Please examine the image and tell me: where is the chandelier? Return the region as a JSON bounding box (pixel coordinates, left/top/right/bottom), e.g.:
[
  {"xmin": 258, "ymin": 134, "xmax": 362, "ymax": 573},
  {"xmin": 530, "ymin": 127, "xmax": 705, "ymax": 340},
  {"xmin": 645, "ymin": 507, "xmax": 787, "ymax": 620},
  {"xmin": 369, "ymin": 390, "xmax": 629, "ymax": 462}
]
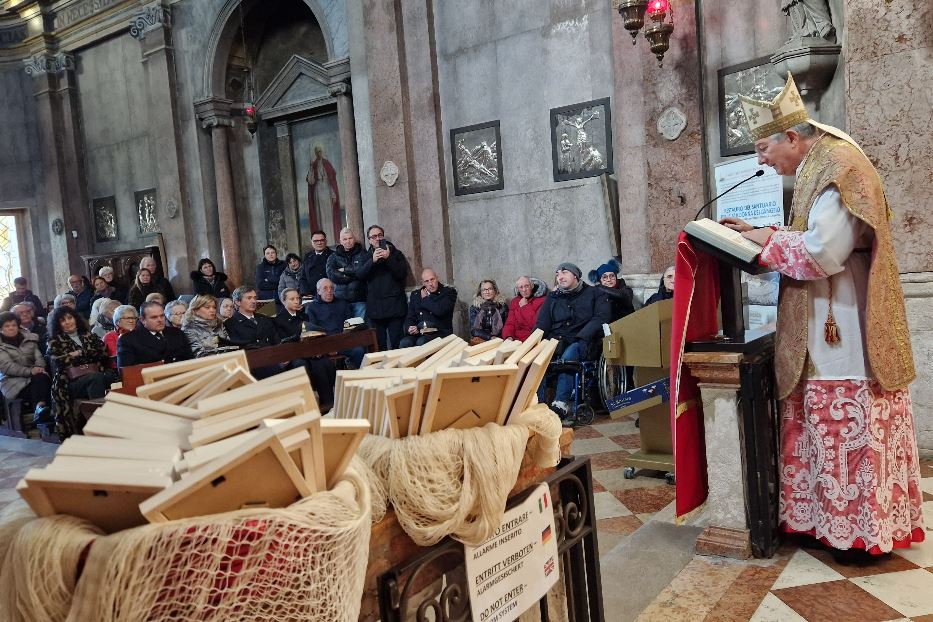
[{"xmin": 617, "ymin": 0, "xmax": 675, "ymax": 67}]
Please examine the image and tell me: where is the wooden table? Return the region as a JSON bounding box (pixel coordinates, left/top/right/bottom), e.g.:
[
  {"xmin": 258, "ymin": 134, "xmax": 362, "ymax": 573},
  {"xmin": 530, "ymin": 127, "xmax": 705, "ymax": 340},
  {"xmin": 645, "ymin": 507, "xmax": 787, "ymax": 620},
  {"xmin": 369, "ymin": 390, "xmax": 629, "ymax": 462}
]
[{"xmin": 244, "ymin": 328, "xmax": 379, "ymax": 369}]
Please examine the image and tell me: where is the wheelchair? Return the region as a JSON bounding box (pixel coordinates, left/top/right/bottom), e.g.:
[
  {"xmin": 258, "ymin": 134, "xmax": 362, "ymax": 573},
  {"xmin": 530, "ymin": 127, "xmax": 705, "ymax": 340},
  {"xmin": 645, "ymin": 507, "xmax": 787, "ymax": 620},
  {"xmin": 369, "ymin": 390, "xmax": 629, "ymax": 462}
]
[{"xmin": 543, "ymin": 356, "xmax": 629, "ymax": 427}]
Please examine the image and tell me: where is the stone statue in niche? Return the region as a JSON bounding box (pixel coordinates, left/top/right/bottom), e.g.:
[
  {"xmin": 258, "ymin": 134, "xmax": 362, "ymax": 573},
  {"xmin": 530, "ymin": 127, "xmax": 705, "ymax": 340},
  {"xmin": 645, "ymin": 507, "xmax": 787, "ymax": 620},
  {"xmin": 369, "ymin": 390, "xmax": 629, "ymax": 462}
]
[
  {"xmin": 306, "ymin": 144, "xmax": 341, "ymax": 240},
  {"xmin": 781, "ymin": 0, "xmax": 835, "ymax": 42}
]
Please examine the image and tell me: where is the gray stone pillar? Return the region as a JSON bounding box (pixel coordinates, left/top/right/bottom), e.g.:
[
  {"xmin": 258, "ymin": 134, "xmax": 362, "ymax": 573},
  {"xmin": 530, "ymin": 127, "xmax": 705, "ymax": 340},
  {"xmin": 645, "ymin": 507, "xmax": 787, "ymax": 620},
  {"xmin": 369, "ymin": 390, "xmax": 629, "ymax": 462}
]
[
  {"xmin": 24, "ymin": 50, "xmax": 90, "ymax": 290},
  {"xmin": 329, "ymin": 82, "xmax": 364, "ymax": 239},
  {"xmin": 195, "ymin": 98, "xmax": 243, "ymax": 287},
  {"xmin": 130, "ymin": 1, "xmax": 190, "ymax": 286},
  {"xmin": 275, "ymin": 121, "xmax": 301, "ymax": 254}
]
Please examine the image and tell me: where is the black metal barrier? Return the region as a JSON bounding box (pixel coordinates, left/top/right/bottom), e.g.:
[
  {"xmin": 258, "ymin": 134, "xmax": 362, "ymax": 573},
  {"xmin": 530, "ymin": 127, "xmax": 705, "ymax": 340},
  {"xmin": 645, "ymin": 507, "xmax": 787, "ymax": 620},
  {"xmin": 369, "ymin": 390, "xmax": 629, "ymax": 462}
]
[{"xmin": 377, "ymin": 456, "xmax": 605, "ymax": 622}]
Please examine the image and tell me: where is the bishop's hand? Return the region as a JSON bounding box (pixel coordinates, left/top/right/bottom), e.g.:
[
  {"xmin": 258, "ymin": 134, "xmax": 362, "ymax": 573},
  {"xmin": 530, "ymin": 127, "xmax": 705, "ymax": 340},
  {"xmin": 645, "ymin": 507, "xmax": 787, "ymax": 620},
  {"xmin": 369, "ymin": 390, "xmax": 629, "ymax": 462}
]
[{"xmin": 719, "ymin": 217, "xmax": 753, "ymax": 232}]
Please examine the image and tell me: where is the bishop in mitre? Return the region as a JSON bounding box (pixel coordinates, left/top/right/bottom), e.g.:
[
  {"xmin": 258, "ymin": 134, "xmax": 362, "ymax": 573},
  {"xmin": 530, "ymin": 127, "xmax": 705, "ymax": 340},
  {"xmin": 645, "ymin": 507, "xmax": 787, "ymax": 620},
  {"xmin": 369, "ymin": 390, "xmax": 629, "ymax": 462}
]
[{"xmin": 721, "ymin": 73, "xmax": 924, "ymax": 554}]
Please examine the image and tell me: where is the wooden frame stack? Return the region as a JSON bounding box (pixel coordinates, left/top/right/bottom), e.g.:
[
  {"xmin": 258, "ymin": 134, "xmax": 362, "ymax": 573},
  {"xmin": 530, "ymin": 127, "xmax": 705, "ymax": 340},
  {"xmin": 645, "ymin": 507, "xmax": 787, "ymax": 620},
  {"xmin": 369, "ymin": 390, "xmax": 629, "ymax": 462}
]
[
  {"xmin": 330, "ymin": 331, "xmax": 558, "ymax": 438},
  {"xmin": 16, "ymin": 354, "xmax": 365, "ymax": 533}
]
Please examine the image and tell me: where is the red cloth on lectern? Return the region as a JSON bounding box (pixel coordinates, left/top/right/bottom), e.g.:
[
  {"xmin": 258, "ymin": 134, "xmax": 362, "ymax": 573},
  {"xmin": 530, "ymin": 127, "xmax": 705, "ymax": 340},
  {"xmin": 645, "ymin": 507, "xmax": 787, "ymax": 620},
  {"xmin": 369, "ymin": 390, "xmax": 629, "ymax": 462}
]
[{"xmin": 670, "ymin": 232, "xmax": 720, "ymax": 522}]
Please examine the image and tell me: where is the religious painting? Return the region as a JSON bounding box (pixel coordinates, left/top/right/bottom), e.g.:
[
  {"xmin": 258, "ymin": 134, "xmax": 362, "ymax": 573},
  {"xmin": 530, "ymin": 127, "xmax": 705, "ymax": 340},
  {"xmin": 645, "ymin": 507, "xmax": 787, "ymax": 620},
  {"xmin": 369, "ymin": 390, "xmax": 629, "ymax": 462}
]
[
  {"xmin": 718, "ymin": 57, "xmax": 785, "ymax": 157},
  {"xmin": 550, "ymin": 98, "xmax": 613, "ymax": 182},
  {"xmin": 134, "ymin": 188, "xmax": 159, "ymax": 236},
  {"xmin": 92, "ymin": 196, "xmax": 118, "ymax": 243},
  {"xmin": 450, "ymin": 120, "xmax": 504, "ymax": 196},
  {"xmin": 291, "ymin": 113, "xmax": 344, "ymax": 249}
]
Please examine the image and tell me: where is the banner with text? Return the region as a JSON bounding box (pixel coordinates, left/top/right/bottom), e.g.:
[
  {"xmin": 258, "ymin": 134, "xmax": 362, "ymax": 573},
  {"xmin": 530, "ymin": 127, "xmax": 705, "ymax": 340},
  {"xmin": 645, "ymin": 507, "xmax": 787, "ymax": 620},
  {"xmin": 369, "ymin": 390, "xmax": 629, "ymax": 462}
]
[{"xmin": 465, "ymin": 484, "xmax": 559, "ymax": 622}]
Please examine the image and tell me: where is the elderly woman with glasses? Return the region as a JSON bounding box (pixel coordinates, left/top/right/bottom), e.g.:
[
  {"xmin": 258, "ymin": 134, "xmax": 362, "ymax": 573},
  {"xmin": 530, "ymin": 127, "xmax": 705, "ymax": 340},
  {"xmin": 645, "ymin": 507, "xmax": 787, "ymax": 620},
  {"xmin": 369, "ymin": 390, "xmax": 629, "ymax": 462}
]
[
  {"xmin": 103, "ymin": 304, "xmax": 139, "ymax": 363},
  {"xmin": 164, "ymin": 300, "xmax": 188, "ymax": 329},
  {"xmin": 468, "ymin": 279, "xmax": 509, "ymax": 345}
]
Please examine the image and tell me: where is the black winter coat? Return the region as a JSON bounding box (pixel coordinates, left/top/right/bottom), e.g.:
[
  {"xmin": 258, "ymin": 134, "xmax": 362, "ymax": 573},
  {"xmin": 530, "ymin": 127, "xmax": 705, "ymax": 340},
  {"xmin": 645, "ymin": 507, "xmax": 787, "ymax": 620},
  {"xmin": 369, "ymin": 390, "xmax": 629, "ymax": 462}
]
[
  {"xmin": 403, "ymin": 284, "xmax": 457, "ymax": 336},
  {"xmin": 301, "ymin": 248, "xmax": 334, "ymax": 296},
  {"xmin": 255, "ymin": 259, "xmax": 286, "ymax": 301},
  {"xmin": 191, "ymin": 271, "xmax": 232, "ymax": 298},
  {"xmin": 597, "ymin": 283, "xmax": 635, "ymax": 323},
  {"xmin": 535, "ymin": 283, "xmax": 610, "ymax": 355},
  {"xmin": 224, "ymin": 311, "xmax": 279, "ymax": 348},
  {"xmin": 117, "ymin": 325, "xmax": 193, "ymax": 367},
  {"xmin": 326, "ymin": 243, "xmax": 368, "ymax": 303},
  {"xmin": 274, "ymin": 309, "xmax": 310, "ymax": 341},
  {"xmin": 355, "ymin": 242, "xmax": 410, "ymax": 320}
]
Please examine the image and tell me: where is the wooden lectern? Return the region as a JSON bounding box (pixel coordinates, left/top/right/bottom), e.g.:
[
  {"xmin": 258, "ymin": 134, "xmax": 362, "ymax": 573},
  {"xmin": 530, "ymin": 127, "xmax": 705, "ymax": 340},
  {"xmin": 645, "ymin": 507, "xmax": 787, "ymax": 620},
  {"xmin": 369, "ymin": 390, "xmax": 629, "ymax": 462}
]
[{"xmin": 601, "ymin": 299, "xmax": 674, "ymax": 482}]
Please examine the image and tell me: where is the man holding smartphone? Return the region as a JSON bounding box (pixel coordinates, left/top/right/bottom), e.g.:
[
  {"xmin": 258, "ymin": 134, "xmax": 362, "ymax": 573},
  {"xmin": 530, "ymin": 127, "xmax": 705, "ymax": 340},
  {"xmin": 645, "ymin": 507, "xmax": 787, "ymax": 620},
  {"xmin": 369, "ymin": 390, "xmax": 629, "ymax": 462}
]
[{"xmin": 356, "ymin": 225, "xmax": 410, "ymax": 350}]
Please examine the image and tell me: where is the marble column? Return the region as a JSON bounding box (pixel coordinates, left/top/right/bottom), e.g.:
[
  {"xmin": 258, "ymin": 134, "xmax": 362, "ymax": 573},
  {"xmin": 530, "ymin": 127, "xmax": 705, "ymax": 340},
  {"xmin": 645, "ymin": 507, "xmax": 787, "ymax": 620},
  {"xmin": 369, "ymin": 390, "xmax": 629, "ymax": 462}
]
[
  {"xmin": 275, "ymin": 121, "xmax": 301, "ymax": 254},
  {"xmin": 330, "ymin": 82, "xmax": 364, "ymax": 239},
  {"xmin": 24, "ymin": 50, "xmax": 91, "ymax": 290},
  {"xmin": 195, "ymin": 97, "xmax": 243, "ymax": 287},
  {"xmin": 682, "ymin": 351, "xmax": 754, "ymax": 559},
  {"xmin": 131, "ymin": 2, "xmax": 190, "ymax": 286}
]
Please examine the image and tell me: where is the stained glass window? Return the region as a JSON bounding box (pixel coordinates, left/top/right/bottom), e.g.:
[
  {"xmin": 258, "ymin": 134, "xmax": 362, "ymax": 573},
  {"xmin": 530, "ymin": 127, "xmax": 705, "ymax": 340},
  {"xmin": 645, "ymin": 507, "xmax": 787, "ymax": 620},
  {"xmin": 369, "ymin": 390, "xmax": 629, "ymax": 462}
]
[{"xmin": 0, "ymin": 214, "xmax": 24, "ymax": 300}]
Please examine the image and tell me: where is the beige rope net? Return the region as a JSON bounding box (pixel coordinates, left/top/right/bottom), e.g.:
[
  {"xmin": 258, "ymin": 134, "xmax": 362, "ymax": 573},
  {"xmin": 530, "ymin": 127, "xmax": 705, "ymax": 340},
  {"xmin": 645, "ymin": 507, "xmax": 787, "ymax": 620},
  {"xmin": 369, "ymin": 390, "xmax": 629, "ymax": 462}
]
[
  {"xmin": 0, "ymin": 465, "xmax": 372, "ymax": 622},
  {"xmin": 358, "ymin": 404, "xmax": 563, "ymax": 547}
]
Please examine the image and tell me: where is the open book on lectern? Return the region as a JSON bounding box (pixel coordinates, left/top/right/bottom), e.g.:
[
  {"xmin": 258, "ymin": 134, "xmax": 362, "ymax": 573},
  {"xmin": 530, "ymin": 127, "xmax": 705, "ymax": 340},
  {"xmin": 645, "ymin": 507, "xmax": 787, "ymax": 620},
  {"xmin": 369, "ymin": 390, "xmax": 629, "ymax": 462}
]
[{"xmin": 684, "ymin": 218, "xmax": 766, "ymax": 274}]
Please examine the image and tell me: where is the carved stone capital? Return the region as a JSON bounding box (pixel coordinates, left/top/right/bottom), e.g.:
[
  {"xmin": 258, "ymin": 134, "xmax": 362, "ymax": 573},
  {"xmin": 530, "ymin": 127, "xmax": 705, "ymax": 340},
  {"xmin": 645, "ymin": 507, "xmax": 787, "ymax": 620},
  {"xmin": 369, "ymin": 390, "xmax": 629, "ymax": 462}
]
[
  {"xmin": 682, "ymin": 352, "xmax": 743, "ymax": 387},
  {"xmin": 194, "ymin": 97, "xmax": 235, "ymax": 129},
  {"xmin": 23, "ymin": 51, "xmax": 74, "ymax": 77},
  {"xmin": 129, "ymin": 4, "xmax": 172, "ymax": 40},
  {"xmin": 328, "ymin": 81, "xmax": 350, "ymax": 98}
]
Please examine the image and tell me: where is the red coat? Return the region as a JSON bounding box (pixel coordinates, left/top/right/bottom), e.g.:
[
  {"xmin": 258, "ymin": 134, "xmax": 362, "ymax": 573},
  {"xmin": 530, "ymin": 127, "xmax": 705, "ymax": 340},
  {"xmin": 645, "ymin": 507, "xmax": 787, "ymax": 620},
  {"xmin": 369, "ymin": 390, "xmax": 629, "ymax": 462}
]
[{"xmin": 501, "ymin": 295, "xmax": 545, "ymax": 341}]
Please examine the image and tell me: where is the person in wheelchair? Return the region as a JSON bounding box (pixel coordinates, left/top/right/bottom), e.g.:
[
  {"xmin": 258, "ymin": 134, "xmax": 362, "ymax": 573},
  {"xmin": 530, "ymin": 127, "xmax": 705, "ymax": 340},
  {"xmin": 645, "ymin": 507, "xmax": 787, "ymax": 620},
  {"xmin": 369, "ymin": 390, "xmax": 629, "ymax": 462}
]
[{"xmin": 535, "ymin": 263, "xmax": 610, "ymax": 425}]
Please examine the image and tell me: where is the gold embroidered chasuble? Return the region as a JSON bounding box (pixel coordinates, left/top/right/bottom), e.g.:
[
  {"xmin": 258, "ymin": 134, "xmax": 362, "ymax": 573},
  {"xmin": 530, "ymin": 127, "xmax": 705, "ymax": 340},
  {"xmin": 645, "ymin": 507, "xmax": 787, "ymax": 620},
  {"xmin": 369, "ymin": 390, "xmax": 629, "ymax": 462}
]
[{"xmin": 774, "ymin": 136, "xmax": 915, "ymax": 399}]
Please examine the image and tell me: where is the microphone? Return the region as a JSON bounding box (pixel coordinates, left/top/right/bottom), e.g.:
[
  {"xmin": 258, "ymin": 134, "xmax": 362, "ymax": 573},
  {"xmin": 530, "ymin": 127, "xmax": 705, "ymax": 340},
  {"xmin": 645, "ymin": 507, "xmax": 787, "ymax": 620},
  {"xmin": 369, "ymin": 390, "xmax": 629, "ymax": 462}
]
[{"xmin": 693, "ymin": 169, "xmax": 765, "ymax": 221}]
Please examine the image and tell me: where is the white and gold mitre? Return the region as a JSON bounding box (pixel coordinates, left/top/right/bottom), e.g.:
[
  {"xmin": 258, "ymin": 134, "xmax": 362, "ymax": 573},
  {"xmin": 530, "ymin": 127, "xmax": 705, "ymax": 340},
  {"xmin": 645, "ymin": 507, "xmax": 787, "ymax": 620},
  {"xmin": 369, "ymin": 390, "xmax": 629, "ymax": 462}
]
[
  {"xmin": 738, "ymin": 73, "xmax": 809, "ymax": 141},
  {"xmin": 739, "ymin": 72, "xmax": 864, "ymax": 153}
]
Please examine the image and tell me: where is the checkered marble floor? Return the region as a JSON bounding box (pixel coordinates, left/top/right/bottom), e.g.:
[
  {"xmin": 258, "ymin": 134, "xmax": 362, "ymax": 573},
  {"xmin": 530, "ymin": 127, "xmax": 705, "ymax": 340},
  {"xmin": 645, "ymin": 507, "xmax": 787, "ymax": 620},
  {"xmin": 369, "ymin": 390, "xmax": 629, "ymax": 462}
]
[{"xmin": 576, "ymin": 417, "xmax": 933, "ymax": 622}]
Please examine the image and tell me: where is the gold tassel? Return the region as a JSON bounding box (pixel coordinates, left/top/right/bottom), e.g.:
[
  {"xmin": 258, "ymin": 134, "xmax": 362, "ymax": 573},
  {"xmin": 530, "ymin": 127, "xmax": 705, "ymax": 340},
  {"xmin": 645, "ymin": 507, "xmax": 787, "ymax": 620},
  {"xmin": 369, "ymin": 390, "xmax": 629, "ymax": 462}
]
[{"xmin": 824, "ymin": 276, "xmax": 840, "ymax": 344}]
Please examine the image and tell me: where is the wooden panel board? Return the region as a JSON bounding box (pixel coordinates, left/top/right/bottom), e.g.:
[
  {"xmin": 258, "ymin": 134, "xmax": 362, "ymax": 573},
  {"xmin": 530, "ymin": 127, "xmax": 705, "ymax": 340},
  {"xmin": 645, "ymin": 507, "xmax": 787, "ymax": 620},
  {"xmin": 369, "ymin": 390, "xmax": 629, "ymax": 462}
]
[
  {"xmin": 504, "ymin": 329, "xmax": 544, "ymax": 365},
  {"xmin": 493, "ymin": 340, "xmax": 521, "ymax": 364},
  {"xmin": 188, "ymin": 396, "xmax": 308, "ymax": 447},
  {"xmin": 415, "ymin": 338, "xmax": 468, "ymax": 372},
  {"xmin": 181, "ymin": 365, "xmax": 255, "ymax": 407},
  {"xmin": 319, "ymin": 419, "xmax": 369, "ymax": 489},
  {"xmin": 506, "ymin": 338, "xmax": 559, "ymax": 423},
  {"xmin": 195, "ymin": 375, "xmax": 317, "ymax": 418},
  {"xmin": 103, "ymin": 392, "xmax": 200, "ymax": 420},
  {"xmin": 160, "ymin": 367, "xmax": 229, "ymax": 406},
  {"xmin": 140, "ymin": 430, "xmax": 310, "ymax": 523},
  {"xmin": 136, "ymin": 366, "xmax": 216, "ymax": 401},
  {"xmin": 395, "ymin": 334, "xmax": 458, "ymax": 368},
  {"xmin": 58, "ymin": 436, "xmax": 182, "ymax": 463},
  {"xmin": 140, "ymin": 350, "xmax": 248, "ymax": 384},
  {"xmin": 46, "ymin": 456, "xmax": 175, "ymax": 479},
  {"xmin": 260, "ymin": 412, "xmax": 326, "ymax": 491},
  {"xmin": 22, "ymin": 468, "xmax": 171, "ymax": 533},
  {"xmin": 407, "ymin": 372, "xmax": 435, "ymax": 436},
  {"xmin": 384, "ymin": 383, "xmax": 415, "ymax": 439},
  {"xmin": 419, "ymin": 364, "xmax": 520, "ymax": 433}
]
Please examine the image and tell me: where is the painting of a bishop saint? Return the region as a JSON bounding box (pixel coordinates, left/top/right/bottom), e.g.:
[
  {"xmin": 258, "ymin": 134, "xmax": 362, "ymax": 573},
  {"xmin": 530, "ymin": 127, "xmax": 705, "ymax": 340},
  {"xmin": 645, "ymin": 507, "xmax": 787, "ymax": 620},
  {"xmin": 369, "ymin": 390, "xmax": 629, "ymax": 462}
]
[{"xmin": 306, "ymin": 144, "xmax": 342, "ymax": 240}]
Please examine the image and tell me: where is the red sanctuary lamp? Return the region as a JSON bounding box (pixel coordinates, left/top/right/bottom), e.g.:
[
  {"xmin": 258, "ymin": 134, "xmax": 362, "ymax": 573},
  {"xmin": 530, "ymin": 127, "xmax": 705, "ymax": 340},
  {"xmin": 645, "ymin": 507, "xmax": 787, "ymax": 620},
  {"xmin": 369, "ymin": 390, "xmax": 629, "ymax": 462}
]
[
  {"xmin": 644, "ymin": 0, "xmax": 674, "ymax": 67},
  {"xmin": 244, "ymin": 104, "xmax": 258, "ymax": 135}
]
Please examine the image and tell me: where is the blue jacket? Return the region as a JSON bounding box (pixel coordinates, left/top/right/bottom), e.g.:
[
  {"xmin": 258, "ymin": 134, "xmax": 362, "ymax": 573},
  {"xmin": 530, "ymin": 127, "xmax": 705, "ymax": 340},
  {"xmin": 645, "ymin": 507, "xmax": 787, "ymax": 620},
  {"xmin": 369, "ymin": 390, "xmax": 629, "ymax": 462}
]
[
  {"xmin": 305, "ymin": 297, "xmax": 352, "ymax": 335},
  {"xmin": 255, "ymin": 259, "xmax": 286, "ymax": 301}
]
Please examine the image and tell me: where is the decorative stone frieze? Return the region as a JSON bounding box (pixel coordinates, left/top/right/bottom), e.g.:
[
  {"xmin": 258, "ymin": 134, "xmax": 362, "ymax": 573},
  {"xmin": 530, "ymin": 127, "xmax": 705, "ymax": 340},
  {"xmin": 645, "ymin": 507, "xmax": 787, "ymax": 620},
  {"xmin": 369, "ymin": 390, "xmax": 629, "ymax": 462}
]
[
  {"xmin": 328, "ymin": 82, "xmax": 350, "ymax": 98},
  {"xmin": 23, "ymin": 51, "xmax": 75, "ymax": 77},
  {"xmin": 129, "ymin": 4, "xmax": 171, "ymax": 40}
]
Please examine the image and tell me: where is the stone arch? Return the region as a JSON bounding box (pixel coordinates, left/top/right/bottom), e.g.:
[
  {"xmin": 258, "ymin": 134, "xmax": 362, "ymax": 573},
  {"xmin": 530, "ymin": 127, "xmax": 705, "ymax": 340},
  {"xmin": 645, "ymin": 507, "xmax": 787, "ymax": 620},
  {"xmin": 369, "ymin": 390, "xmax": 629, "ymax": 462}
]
[{"xmin": 202, "ymin": 0, "xmax": 334, "ymax": 99}]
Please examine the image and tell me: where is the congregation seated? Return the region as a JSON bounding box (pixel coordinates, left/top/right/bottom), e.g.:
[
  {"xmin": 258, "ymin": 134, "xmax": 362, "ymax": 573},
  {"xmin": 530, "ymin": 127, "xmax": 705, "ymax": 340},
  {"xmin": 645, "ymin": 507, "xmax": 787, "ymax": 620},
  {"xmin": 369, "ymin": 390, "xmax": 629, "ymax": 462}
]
[
  {"xmin": 217, "ymin": 297, "xmax": 236, "ymax": 321},
  {"xmin": 90, "ymin": 275, "xmax": 113, "ymax": 305},
  {"xmin": 0, "ymin": 311, "xmax": 51, "ymax": 427},
  {"xmin": 117, "ymin": 301, "xmax": 193, "ymax": 368},
  {"xmin": 644, "ymin": 266, "xmax": 674, "ymax": 306},
  {"xmin": 468, "ymin": 279, "xmax": 508, "ymax": 345},
  {"xmin": 278, "ymin": 253, "xmax": 308, "ymax": 299},
  {"xmin": 399, "ymin": 269, "xmax": 457, "ymax": 348},
  {"xmin": 53, "ymin": 293, "xmax": 76, "ymax": 311},
  {"xmin": 501, "ymin": 276, "xmax": 547, "ymax": 342},
  {"xmin": 256, "ymin": 245, "xmax": 286, "ymax": 304},
  {"xmin": 97, "ymin": 266, "xmax": 127, "ymax": 303},
  {"xmin": 12, "ymin": 303, "xmax": 47, "ymax": 354},
  {"xmin": 139, "ymin": 256, "xmax": 177, "ymax": 302},
  {"xmin": 1, "ymin": 277, "xmax": 46, "ymax": 317},
  {"xmin": 303, "ymin": 279, "xmax": 365, "ymax": 368},
  {"xmin": 589, "ymin": 259, "xmax": 635, "ymax": 323},
  {"xmin": 128, "ymin": 268, "xmax": 165, "ymax": 309},
  {"xmin": 104, "ymin": 305, "xmax": 138, "ymax": 363},
  {"xmin": 46, "ymin": 306, "xmax": 117, "ymax": 438},
  {"xmin": 326, "ymin": 227, "xmax": 368, "ymax": 320},
  {"xmin": 89, "ymin": 298, "xmax": 119, "ymax": 339},
  {"xmin": 224, "ymin": 286, "xmax": 279, "ymax": 349},
  {"xmin": 301, "ymin": 230, "xmax": 333, "ymax": 297},
  {"xmin": 275, "ymin": 287, "xmax": 337, "ymax": 408},
  {"xmin": 67, "ymin": 274, "xmax": 93, "ymax": 319},
  {"xmin": 191, "ymin": 258, "xmax": 231, "ymax": 298},
  {"xmin": 535, "ymin": 262, "xmax": 610, "ymax": 423},
  {"xmin": 164, "ymin": 299, "xmax": 188, "ymax": 329},
  {"xmin": 181, "ymin": 295, "xmax": 230, "ymax": 357}
]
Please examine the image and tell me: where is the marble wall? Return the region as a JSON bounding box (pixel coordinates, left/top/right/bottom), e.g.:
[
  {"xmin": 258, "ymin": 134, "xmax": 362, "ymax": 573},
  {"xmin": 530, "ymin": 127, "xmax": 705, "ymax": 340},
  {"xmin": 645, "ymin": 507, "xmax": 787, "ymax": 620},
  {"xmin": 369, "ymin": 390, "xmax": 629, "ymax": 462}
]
[{"xmin": 435, "ymin": 0, "xmax": 618, "ymax": 293}]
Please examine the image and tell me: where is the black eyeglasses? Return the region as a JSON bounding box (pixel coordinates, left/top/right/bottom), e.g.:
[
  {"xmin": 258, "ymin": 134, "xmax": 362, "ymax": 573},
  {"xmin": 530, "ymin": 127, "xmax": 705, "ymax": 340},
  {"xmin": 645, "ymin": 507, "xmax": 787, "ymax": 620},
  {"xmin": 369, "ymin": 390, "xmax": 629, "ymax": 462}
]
[
  {"xmin": 311, "ymin": 238, "xmax": 327, "ymax": 243},
  {"xmin": 368, "ymin": 233, "xmax": 385, "ymax": 240}
]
